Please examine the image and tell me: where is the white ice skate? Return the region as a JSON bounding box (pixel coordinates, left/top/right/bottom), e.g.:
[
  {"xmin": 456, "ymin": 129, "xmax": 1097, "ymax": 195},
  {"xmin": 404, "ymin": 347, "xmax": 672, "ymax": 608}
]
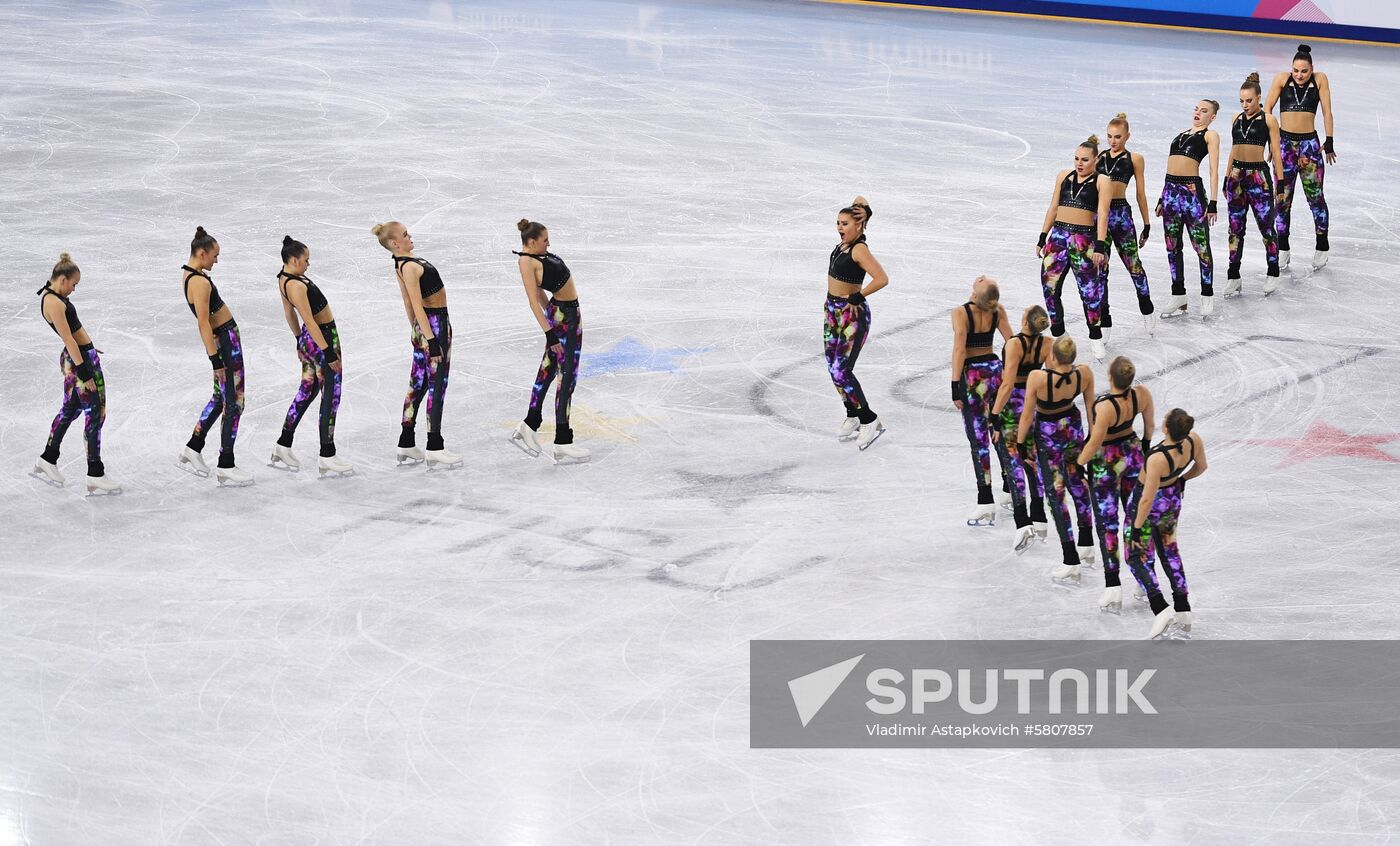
[
  {"xmin": 1143, "ymin": 312, "xmax": 1158, "ymax": 337},
  {"xmin": 1220, "ymin": 276, "xmax": 1242, "ymax": 298},
  {"xmin": 510, "ymin": 422, "xmax": 542, "ymax": 457},
  {"xmin": 179, "ymin": 446, "xmax": 211, "ymax": 478},
  {"xmin": 1132, "ymin": 580, "xmax": 1148, "ymax": 603},
  {"xmin": 1312, "ymin": 250, "xmax": 1328, "ymax": 270},
  {"xmin": 995, "ymin": 487, "xmax": 1013, "ymax": 511},
  {"xmin": 1148, "ymin": 607, "xmax": 1176, "ymax": 639},
  {"xmin": 1102, "ymin": 326, "xmax": 1113, "ymax": 343},
  {"xmin": 856, "ymin": 419, "xmax": 886, "ymax": 451},
  {"xmin": 85, "ymin": 474, "xmax": 123, "ymax": 496},
  {"xmin": 1012, "ymin": 525, "xmax": 1036, "ymax": 554},
  {"xmin": 837, "ymin": 416, "xmax": 860, "ymax": 442},
  {"xmin": 1090, "ymin": 338, "xmax": 1107, "ymax": 361},
  {"xmin": 1278, "ymin": 249, "xmax": 1291, "ymax": 271},
  {"xmin": 1051, "ymin": 563, "xmax": 1082, "ymax": 586},
  {"xmin": 552, "ymin": 443, "xmax": 591, "ymax": 465},
  {"xmin": 966, "ymin": 502, "xmax": 996, "ymax": 527},
  {"xmin": 216, "ymin": 465, "xmax": 254, "ymax": 487},
  {"xmin": 1032, "ymin": 520, "xmax": 1049, "ymax": 539},
  {"xmin": 318, "ymin": 455, "xmax": 354, "ymax": 477},
  {"xmin": 1077, "ymin": 545, "xmax": 1096, "ymax": 569},
  {"xmin": 31, "ymin": 458, "xmax": 65, "ymax": 487},
  {"xmin": 1099, "ymin": 586, "xmax": 1122, "ymax": 614},
  {"xmin": 396, "ymin": 446, "xmax": 425, "ymax": 465},
  {"xmin": 1167, "ymin": 611, "xmax": 1193, "ymax": 640},
  {"xmin": 1262, "ymin": 272, "xmax": 1280, "ymax": 295},
  {"xmin": 269, "ymin": 445, "xmax": 301, "ymax": 472},
  {"xmin": 1200, "ymin": 294, "xmax": 1215, "ymax": 317},
  {"xmin": 1160, "ymin": 295, "xmax": 1188, "ymax": 319},
  {"xmin": 425, "ymin": 448, "xmax": 463, "ymax": 470}
]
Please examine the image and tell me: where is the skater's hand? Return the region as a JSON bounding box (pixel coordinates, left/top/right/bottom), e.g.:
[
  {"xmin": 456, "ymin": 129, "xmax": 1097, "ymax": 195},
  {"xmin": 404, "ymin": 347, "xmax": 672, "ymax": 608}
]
[
  {"xmin": 82, "ymin": 379, "xmax": 97, "ymax": 393},
  {"xmin": 1091, "ymin": 250, "xmax": 1107, "ymax": 268},
  {"xmin": 1154, "ymin": 200, "xmax": 1163, "ymax": 218},
  {"xmin": 1138, "ymin": 224, "xmax": 1151, "ymax": 248},
  {"xmin": 1206, "ymin": 199, "xmax": 1218, "ymax": 227},
  {"xmin": 990, "ymin": 428, "xmax": 1001, "ymax": 444},
  {"xmin": 426, "ymin": 337, "xmax": 443, "ymax": 360},
  {"xmin": 329, "ymin": 360, "xmax": 343, "ymax": 373},
  {"xmin": 549, "ymin": 341, "xmax": 564, "ymax": 356}
]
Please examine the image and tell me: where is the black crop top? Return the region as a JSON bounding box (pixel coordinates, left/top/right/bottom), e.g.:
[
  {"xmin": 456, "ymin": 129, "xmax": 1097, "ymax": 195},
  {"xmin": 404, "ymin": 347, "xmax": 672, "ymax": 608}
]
[
  {"xmin": 278, "ymin": 271, "xmax": 330, "ymax": 318},
  {"xmin": 1280, "ymin": 78, "xmax": 1320, "ymax": 114},
  {"xmin": 1151, "ymin": 437, "xmax": 1196, "ymax": 486},
  {"xmin": 1036, "ymin": 368, "xmax": 1081, "ymax": 418},
  {"xmin": 394, "ymin": 256, "xmax": 444, "ymax": 299},
  {"xmin": 183, "ymin": 265, "xmax": 225, "ymax": 317},
  {"xmin": 1058, "ymin": 173, "xmax": 1099, "ymax": 212},
  {"xmin": 1095, "ymin": 387, "xmax": 1140, "ymax": 443},
  {"xmin": 514, "ymin": 251, "xmax": 572, "ymax": 294},
  {"xmin": 828, "ymin": 235, "xmax": 867, "ymax": 284},
  {"xmin": 37, "ymin": 284, "xmax": 83, "ymax": 336},
  {"xmin": 1096, "ymin": 150, "xmax": 1134, "ymax": 185},
  {"xmin": 1169, "ymin": 129, "xmax": 1209, "ymax": 162},
  {"xmin": 962, "ymin": 303, "xmax": 996, "ymax": 349},
  {"xmin": 1011, "ymin": 333, "xmax": 1044, "ymax": 387},
  {"xmin": 1232, "ymin": 112, "xmax": 1269, "ymax": 146}
]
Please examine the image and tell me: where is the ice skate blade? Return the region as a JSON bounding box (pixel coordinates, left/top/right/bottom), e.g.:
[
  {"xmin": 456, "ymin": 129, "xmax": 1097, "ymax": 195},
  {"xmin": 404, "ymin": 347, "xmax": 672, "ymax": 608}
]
[
  {"xmin": 86, "ymin": 484, "xmax": 124, "ymax": 496},
  {"xmin": 1222, "ymin": 289, "xmax": 1243, "ymax": 300},
  {"xmin": 318, "ymin": 468, "xmax": 355, "ymax": 478},
  {"xmin": 552, "ymin": 454, "xmax": 591, "ymax": 466},
  {"xmin": 1013, "ymin": 534, "xmax": 1035, "ymax": 555},
  {"xmin": 396, "ymin": 456, "xmax": 424, "ymax": 466},
  {"xmin": 509, "ymin": 432, "xmax": 542, "ymax": 458},
  {"xmin": 267, "ymin": 457, "xmax": 300, "ymax": 472},
  {"xmin": 1160, "ymin": 307, "xmax": 1188, "ymax": 319},
  {"xmin": 965, "ymin": 517, "xmax": 995, "ymax": 527},
  {"xmin": 1167, "ymin": 626, "xmax": 1193, "ymax": 641},
  {"xmin": 178, "ymin": 460, "xmax": 210, "ymax": 478},
  {"xmin": 426, "ymin": 461, "xmax": 463, "ymax": 471},
  {"xmin": 29, "ymin": 471, "xmax": 65, "ymax": 489},
  {"xmin": 216, "ymin": 478, "xmax": 254, "ymax": 488},
  {"xmin": 857, "ymin": 424, "xmax": 886, "ymax": 451},
  {"xmin": 1099, "ymin": 604, "xmax": 1122, "ymax": 615},
  {"xmin": 1051, "ymin": 575, "xmax": 1082, "ymax": 587}
]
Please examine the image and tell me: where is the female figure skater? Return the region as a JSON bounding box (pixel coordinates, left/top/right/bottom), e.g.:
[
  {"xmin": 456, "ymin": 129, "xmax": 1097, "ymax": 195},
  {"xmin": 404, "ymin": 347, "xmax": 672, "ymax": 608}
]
[
  {"xmin": 372, "ymin": 221, "xmax": 461, "ymax": 469},
  {"xmin": 1016, "ymin": 337, "xmax": 1096, "ymax": 583},
  {"xmin": 509, "ymin": 219, "xmax": 590, "ymax": 465},
  {"xmin": 1037, "ymin": 135, "xmax": 1112, "ymax": 360},
  {"xmin": 1266, "ymin": 44, "xmax": 1335, "ymax": 270},
  {"xmin": 991, "ymin": 305, "xmax": 1052, "ymax": 551},
  {"xmin": 1077, "ymin": 356, "xmax": 1154, "ymax": 613},
  {"xmin": 1223, "ymin": 73, "xmax": 1284, "ymax": 296},
  {"xmin": 951, "ymin": 276, "xmax": 1012, "ymax": 526},
  {"xmin": 826, "ymin": 203, "xmax": 890, "ymax": 449},
  {"xmin": 1125, "ymin": 408, "xmax": 1208, "ymax": 639},
  {"xmin": 32, "ymin": 253, "xmax": 121, "ymax": 494},
  {"xmin": 271, "ymin": 236, "xmax": 353, "ymax": 476},
  {"xmin": 179, "ymin": 227, "xmax": 252, "ymax": 486},
  {"xmin": 1157, "ymin": 100, "xmax": 1221, "ymax": 319},
  {"xmin": 1097, "ymin": 113, "xmax": 1156, "ymax": 336}
]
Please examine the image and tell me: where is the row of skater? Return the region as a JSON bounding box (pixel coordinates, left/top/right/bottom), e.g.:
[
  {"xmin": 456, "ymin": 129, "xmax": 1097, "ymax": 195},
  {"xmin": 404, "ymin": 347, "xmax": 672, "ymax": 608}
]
[
  {"xmin": 1039, "ymin": 45, "xmax": 1336, "ymax": 359},
  {"xmin": 28, "ymin": 218, "xmax": 590, "ymax": 494},
  {"xmin": 953, "ymin": 277, "xmax": 1209, "ymax": 640}
]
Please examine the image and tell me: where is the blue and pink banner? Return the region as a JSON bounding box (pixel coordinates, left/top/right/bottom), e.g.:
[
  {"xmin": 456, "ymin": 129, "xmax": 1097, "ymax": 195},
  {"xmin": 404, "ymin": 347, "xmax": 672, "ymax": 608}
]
[{"xmin": 848, "ymin": 0, "xmax": 1400, "ymax": 43}]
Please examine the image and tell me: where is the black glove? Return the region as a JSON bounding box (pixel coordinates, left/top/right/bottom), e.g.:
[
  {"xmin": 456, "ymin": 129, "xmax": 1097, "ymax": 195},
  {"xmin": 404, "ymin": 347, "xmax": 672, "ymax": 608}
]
[
  {"xmin": 323, "ymin": 346, "xmax": 339, "ymax": 364},
  {"xmin": 427, "ymin": 337, "xmax": 442, "ymax": 358},
  {"xmin": 848, "ymin": 291, "xmax": 866, "ymax": 306},
  {"xmin": 1094, "ymin": 240, "xmax": 1109, "ymax": 256},
  {"xmin": 1207, "ymin": 200, "xmax": 1218, "ymax": 215},
  {"xmin": 1037, "ymin": 231, "xmax": 1048, "ymax": 248},
  {"xmin": 952, "ymin": 380, "xmax": 966, "ymax": 403},
  {"xmin": 1128, "ymin": 525, "xmax": 1152, "ymax": 544},
  {"xmin": 545, "ymin": 329, "xmax": 564, "ymax": 346},
  {"xmin": 1139, "ymin": 224, "xmax": 1150, "ymax": 242},
  {"xmin": 1323, "ymin": 136, "xmax": 1335, "ymax": 157},
  {"xmin": 74, "ymin": 360, "xmax": 94, "ymax": 383},
  {"xmin": 209, "ymin": 351, "xmax": 224, "ymax": 369}
]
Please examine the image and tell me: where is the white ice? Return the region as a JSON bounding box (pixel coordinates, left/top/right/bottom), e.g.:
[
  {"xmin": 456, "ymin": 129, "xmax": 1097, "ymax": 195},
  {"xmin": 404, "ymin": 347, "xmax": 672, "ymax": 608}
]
[{"xmin": 1, "ymin": 0, "xmax": 1399, "ymax": 842}]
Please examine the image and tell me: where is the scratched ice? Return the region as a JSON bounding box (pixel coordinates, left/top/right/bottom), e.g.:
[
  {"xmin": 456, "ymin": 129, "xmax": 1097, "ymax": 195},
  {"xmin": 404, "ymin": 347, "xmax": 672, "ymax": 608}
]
[{"xmin": 1, "ymin": 0, "xmax": 1398, "ymax": 842}]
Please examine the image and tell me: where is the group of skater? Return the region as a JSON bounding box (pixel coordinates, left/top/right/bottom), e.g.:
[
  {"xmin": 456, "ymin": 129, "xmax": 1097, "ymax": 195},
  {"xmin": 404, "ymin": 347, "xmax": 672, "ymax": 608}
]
[
  {"xmin": 30, "ymin": 218, "xmax": 589, "ymax": 493},
  {"xmin": 816, "ymin": 47, "xmax": 1334, "ymax": 639}
]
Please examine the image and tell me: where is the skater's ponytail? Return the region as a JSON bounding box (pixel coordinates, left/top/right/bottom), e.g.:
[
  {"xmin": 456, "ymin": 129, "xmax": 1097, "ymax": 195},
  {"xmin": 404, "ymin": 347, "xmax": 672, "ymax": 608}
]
[
  {"xmin": 1024, "ymin": 305, "xmax": 1049, "ymax": 334},
  {"xmin": 371, "ymin": 221, "xmax": 403, "ymax": 249},
  {"xmin": 190, "ymin": 226, "xmax": 217, "ymax": 256},
  {"xmin": 972, "ymin": 276, "xmax": 999, "ymax": 311},
  {"xmin": 1079, "ymin": 134, "xmax": 1099, "ymax": 155},
  {"xmin": 1052, "ymin": 337, "xmax": 1076, "ymax": 364},
  {"xmin": 1165, "ymin": 408, "xmax": 1195, "ymax": 441},
  {"xmin": 1109, "ymin": 356, "xmax": 1135, "ymax": 390},
  {"xmin": 280, "ymin": 235, "xmax": 307, "ymax": 263},
  {"xmin": 50, "ymin": 251, "xmax": 79, "ymax": 281},
  {"xmin": 1241, "ymin": 72, "xmax": 1262, "ymax": 96},
  {"xmin": 517, "ymin": 218, "xmax": 547, "ymax": 244},
  {"xmin": 1294, "ymin": 44, "xmax": 1313, "ymax": 65},
  {"xmin": 1108, "ymin": 112, "xmax": 1129, "ymax": 131}
]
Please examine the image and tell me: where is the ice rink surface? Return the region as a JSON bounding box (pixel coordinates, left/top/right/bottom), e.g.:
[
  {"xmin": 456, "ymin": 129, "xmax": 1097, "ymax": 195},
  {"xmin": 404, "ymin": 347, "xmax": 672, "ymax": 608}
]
[{"xmin": 2, "ymin": 0, "xmax": 1399, "ymax": 842}]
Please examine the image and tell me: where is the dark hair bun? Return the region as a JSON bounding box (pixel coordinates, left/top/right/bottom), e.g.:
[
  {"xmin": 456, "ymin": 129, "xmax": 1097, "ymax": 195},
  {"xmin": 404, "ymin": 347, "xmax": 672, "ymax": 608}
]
[
  {"xmin": 1298, "ymin": 44, "xmax": 1311, "ymax": 53},
  {"xmin": 194, "ymin": 226, "xmax": 207, "ymax": 238},
  {"xmin": 517, "ymin": 218, "xmax": 531, "ymax": 232},
  {"xmin": 282, "ymin": 235, "xmax": 293, "ymax": 245}
]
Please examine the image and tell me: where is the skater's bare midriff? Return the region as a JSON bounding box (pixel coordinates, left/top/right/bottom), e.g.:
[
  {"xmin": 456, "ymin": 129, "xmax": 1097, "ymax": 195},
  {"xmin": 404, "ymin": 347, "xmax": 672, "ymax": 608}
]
[
  {"xmin": 827, "ymin": 276, "xmax": 862, "ymax": 298},
  {"xmin": 1053, "ymin": 206, "xmax": 1096, "ymax": 228},
  {"xmin": 1165, "ymin": 155, "xmax": 1204, "ymax": 178}
]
